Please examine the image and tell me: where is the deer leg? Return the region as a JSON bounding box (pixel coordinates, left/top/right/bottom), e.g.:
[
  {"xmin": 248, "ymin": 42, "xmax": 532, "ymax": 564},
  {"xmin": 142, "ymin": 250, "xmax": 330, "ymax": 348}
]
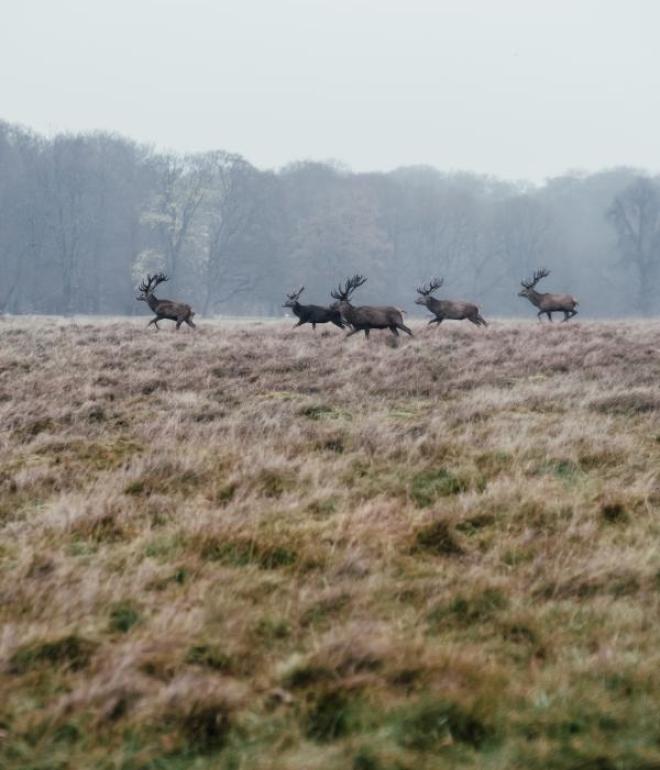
[
  {"xmin": 312, "ymin": 323, "xmax": 316, "ymax": 330},
  {"xmin": 390, "ymin": 326, "xmax": 399, "ymax": 336},
  {"xmin": 468, "ymin": 316, "xmax": 481, "ymax": 326},
  {"xmin": 364, "ymin": 328, "xmax": 370, "ymax": 338},
  {"xmin": 293, "ymin": 319, "xmax": 304, "ymax": 328},
  {"xmin": 547, "ymin": 312, "xmax": 553, "ymax": 322},
  {"xmin": 331, "ymin": 319, "xmax": 344, "ymax": 329},
  {"xmin": 537, "ymin": 310, "xmax": 544, "ymax": 322},
  {"xmin": 345, "ymin": 327, "xmax": 361, "ymax": 338},
  {"xmin": 477, "ymin": 314, "xmax": 488, "ymax": 326},
  {"xmin": 148, "ymin": 317, "xmax": 160, "ymax": 330},
  {"xmin": 398, "ymin": 323, "xmax": 413, "ymax": 336},
  {"xmin": 185, "ymin": 317, "xmax": 196, "ymax": 328},
  {"xmin": 428, "ymin": 316, "xmax": 442, "ymax": 325}
]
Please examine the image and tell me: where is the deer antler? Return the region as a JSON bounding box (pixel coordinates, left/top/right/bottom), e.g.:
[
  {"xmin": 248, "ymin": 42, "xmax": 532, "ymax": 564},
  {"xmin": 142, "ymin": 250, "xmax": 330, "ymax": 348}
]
[
  {"xmin": 151, "ymin": 272, "xmax": 169, "ymax": 289},
  {"xmin": 521, "ymin": 267, "xmax": 550, "ymax": 290},
  {"xmin": 416, "ymin": 277, "xmax": 444, "ymax": 296},
  {"xmin": 137, "ymin": 273, "xmax": 169, "ymax": 297},
  {"xmin": 331, "ymin": 274, "xmax": 367, "ymax": 301},
  {"xmin": 286, "ymin": 286, "xmax": 304, "ymax": 301}
]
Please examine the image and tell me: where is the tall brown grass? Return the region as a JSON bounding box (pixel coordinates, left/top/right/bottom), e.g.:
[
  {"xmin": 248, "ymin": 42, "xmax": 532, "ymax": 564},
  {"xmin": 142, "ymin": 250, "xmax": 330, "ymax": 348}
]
[{"xmin": 0, "ymin": 316, "xmax": 659, "ymax": 769}]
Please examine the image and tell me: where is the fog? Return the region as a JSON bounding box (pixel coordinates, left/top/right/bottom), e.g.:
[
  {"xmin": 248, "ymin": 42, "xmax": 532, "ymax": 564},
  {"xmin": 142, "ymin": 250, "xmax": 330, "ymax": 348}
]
[
  {"xmin": 2, "ymin": 0, "xmax": 660, "ymax": 180},
  {"xmin": 1, "ymin": 1, "xmax": 659, "ymax": 316}
]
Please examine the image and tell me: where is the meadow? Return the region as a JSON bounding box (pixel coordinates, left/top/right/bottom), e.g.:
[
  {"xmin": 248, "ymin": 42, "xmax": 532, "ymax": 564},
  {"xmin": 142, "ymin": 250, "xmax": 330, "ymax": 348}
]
[{"xmin": 0, "ymin": 316, "xmax": 659, "ymax": 770}]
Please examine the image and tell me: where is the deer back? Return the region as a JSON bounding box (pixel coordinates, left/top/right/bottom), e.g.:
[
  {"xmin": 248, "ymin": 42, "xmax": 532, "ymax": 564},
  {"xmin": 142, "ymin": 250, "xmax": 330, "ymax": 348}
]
[
  {"xmin": 536, "ymin": 292, "xmax": 578, "ymax": 312},
  {"xmin": 427, "ymin": 296, "xmax": 479, "ymax": 320},
  {"xmin": 344, "ymin": 304, "xmax": 403, "ymax": 328}
]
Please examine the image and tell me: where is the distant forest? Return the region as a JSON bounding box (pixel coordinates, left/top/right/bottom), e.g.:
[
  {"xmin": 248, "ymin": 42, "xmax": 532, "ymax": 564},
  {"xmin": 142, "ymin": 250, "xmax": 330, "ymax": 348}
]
[{"xmin": 1, "ymin": 120, "xmax": 659, "ymax": 317}]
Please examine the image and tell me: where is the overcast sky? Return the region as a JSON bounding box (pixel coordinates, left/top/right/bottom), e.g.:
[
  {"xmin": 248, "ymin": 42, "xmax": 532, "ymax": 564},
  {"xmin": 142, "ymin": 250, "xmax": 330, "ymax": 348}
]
[{"xmin": 1, "ymin": 0, "xmax": 658, "ymax": 181}]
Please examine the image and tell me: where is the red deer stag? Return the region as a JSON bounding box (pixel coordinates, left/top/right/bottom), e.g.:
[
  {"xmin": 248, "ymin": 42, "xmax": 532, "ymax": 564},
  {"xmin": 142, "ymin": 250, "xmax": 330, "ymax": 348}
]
[
  {"xmin": 136, "ymin": 273, "xmax": 196, "ymax": 330},
  {"xmin": 415, "ymin": 278, "xmax": 487, "ymax": 327},
  {"xmin": 518, "ymin": 268, "xmax": 578, "ymax": 322},
  {"xmin": 283, "ymin": 287, "xmax": 345, "ymax": 330},
  {"xmin": 330, "ymin": 274, "xmax": 412, "ymax": 338}
]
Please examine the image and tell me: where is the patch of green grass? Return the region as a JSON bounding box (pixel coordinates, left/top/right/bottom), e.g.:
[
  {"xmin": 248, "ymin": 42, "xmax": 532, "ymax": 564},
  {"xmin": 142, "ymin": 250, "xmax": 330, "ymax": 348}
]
[
  {"xmin": 303, "ymin": 689, "xmax": 356, "ymax": 743},
  {"xmin": 108, "ymin": 601, "xmax": 141, "ymax": 633},
  {"xmin": 255, "ymin": 468, "xmax": 296, "ymax": 498},
  {"xmin": 410, "ymin": 468, "xmax": 467, "ymax": 506},
  {"xmin": 412, "ymin": 520, "xmax": 464, "ymax": 556},
  {"xmin": 199, "ymin": 537, "xmax": 297, "ymax": 569},
  {"xmin": 9, "ymin": 634, "xmax": 96, "ymax": 674},
  {"xmin": 392, "ymin": 697, "xmax": 496, "ymax": 751},
  {"xmin": 253, "ymin": 617, "xmax": 291, "ymax": 641},
  {"xmin": 428, "ymin": 587, "xmax": 508, "ymax": 630},
  {"xmin": 185, "ymin": 645, "xmax": 233, "ymax": 673}
]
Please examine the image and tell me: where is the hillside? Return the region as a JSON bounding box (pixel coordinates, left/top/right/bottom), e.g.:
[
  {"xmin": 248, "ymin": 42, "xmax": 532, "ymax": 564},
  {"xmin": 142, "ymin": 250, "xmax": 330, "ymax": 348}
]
[{"xmin": 1, "ymin": 317, "xmax": 659, "ymax": 770}]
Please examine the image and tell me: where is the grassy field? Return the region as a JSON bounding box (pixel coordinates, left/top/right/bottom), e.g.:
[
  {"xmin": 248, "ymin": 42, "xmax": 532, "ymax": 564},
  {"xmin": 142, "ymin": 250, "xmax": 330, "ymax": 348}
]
[{"xmin": 0, "ymin": 316, "xmax": 659, "ymax": 770}]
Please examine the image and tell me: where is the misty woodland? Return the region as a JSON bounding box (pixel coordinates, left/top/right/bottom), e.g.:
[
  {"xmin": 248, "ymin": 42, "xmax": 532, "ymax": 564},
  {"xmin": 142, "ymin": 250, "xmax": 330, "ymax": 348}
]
[{"xmin": 1, "ymin": 119, "xmax": 660, "ymax": 318}]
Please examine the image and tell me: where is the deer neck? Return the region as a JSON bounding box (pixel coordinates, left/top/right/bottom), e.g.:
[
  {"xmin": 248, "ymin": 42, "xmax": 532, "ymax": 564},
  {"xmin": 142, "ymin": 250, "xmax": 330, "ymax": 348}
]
[
  {"xmin": 339, "ymin": 301, "xmax": 355, "ymax": 322},
  {"xmin": 526, "ymin": 289, "xmax": 543, "ymax": 307},
  {"xmin": 146, "ymin": 294, "xmax": 160, "ymax": 312}
]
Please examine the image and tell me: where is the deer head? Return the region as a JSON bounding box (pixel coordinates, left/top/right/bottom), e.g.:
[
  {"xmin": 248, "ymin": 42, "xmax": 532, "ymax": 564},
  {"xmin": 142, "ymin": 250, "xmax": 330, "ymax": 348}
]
[
  {"xmin": 518, "ymin": 268, "xmax": 549, "ymax": 298},
  {"xmin": 136, "ymin": 273, "xmax": 169, "ymax": 302},
  {"xmin": 415, "ymin": 277, "xmax": 444, "ymax": 306},
  {"xmin": 283, "ymin": 286, "xmax": 304, "ymax": 308}
]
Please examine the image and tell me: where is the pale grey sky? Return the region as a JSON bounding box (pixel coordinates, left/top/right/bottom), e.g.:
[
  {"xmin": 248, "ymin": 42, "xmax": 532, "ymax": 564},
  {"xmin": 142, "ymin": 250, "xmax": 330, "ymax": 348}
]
[{"xmin": 1, "ymin": 0, "xmax": 658, "ymax": 181}]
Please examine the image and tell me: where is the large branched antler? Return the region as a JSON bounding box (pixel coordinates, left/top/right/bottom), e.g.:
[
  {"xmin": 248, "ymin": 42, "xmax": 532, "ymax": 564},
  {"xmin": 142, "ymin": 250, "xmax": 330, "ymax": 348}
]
[
  {"xmin": 416, "ymin": 277, "xmax": 444, "ymax": 296},
  {"xmin": 521, "ymin": 267, "xmax": 550, "ymax": 290},
  {"xmin": 137, "ymin": 273, "xmax": 169, "ymax": 297},
  {"xmin": 330, "ymin": 274, "xmax": 367, "ymax": 301},
  {"xmin": 286, "ymin": 286, "xmax": 305, "ymax": 301}
]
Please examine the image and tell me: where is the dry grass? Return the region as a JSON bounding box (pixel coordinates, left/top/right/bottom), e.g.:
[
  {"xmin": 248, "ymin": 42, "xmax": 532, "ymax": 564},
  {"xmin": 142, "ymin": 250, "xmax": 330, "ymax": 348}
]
[{"xmin": 0, "ymin": 316, "xmax": 659, "ymax": 770}]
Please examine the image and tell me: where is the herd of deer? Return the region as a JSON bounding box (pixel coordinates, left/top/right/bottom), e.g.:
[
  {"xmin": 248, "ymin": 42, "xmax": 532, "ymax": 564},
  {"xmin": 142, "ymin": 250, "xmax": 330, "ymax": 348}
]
[{"xmin": 136, "ymin": 268, "xmax": 579, "ymax": 335}]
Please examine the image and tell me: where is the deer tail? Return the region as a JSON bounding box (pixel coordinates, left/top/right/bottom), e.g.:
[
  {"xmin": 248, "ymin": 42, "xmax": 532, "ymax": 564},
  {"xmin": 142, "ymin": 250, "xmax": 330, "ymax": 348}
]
[{"xmin": 396, "ymin": 307, "xmax": 407, "ymax": 315}]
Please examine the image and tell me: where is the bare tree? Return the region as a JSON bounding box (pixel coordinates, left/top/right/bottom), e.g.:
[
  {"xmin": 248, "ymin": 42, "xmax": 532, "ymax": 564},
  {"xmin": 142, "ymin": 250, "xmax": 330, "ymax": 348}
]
[
  {"xmin": 140, "ymin": 154, "xmax": 209, "ymax": 282},
  {"xmin": 607, "ymin": 177, "xmax": 660, "ymax": 315},
  {"xmin": 199, "ymin": 152, "xmax": 258, "ymax": 314}
]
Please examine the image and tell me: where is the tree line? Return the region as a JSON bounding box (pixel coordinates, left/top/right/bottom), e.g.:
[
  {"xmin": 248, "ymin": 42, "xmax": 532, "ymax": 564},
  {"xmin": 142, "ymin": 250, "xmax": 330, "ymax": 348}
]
[{"xmin": 1, "ymin": 119, "xmax": 659, "ymax": 317}]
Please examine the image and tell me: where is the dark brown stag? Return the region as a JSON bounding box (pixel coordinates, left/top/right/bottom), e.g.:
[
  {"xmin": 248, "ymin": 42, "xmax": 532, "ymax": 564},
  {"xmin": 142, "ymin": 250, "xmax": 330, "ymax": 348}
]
[
  {"xmin": 330, "ymin": 274, "xmax": 412, "ymax": 338},
  {"xmin": 283, "ymin": 287, "xmax": 344, "ymax": 330},
  {"xmin": 415, "ymin": 278, "xmax": 487, "ymax": 327},
  {"xmin": 136, "ymin": 273, "xmax": 196, "ymax": 330},
  {"xmin": 518, "ymin": 268, "xmax": 578, "ymax": 322}
]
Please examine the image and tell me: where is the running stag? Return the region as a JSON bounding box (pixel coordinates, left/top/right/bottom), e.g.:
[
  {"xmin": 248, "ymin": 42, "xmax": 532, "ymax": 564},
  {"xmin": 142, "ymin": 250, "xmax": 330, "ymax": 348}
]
[
  {"xmin": 518, "ymin": 268, "xmax": 578, "ymax": 322},
  {"xmin": 415, "ymin": 278, "xmax": 487, "ymax": 327},
  {"xmin": 136, "ymin": 273, "xmax": 197, "ymax": 330},
  {"xmin": 330, "ymin": 275, "xmax": 412, "ymax": 338},
  {"xmin": 283, "ymin": 287, "xmax": 344, "ymax": 330}
]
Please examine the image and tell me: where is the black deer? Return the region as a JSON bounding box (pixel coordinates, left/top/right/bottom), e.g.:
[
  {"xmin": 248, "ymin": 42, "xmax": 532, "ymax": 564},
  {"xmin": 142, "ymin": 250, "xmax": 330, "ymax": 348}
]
[
  {"xmin": 283, "ymin": 287, "xmax": 344, "ymax": 330},
  {"xmin": 415, "ymin": 278, "xmax": 488, "ymax": 326},
  {"xmin": 518, "ymin": 268, "xmax": 578, "ymax": 322},
  {"xmin": 330, "ymin": 275, "xmax": 412, "ymax": 338},
  {"xmin": 136, "ymin": 273, "xmax": 196, "ymax": 330}
]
